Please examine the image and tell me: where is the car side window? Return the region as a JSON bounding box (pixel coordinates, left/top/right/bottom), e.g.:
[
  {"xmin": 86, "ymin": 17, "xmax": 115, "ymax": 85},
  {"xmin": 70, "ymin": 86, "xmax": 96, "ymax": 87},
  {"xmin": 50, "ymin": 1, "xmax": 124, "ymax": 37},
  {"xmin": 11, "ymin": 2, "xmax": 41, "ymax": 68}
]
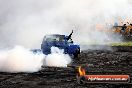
[{"xmin": 59, "ymin": 36, "xmax": 65, "ymax": 42}]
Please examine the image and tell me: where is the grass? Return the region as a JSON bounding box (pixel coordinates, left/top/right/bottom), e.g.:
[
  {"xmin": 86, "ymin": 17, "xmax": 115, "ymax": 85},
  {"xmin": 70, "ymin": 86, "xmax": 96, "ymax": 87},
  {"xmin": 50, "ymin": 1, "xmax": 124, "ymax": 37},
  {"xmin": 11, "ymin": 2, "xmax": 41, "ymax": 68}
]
[
  {"xmin": 80, "ymin": 41, "xmax": 132, "ymax": 46},
  {"xmin": 111, "ymin": 42, "xmax": 132, "ymax": 46}
]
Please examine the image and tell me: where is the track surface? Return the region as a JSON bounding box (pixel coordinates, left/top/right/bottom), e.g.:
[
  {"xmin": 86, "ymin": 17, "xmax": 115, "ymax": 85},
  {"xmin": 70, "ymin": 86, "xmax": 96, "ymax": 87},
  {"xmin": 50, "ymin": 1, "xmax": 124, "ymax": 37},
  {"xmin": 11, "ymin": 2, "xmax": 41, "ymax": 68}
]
[{"xmin": 0, "ymin": 47, "xmax": 132, "ymax": 88}]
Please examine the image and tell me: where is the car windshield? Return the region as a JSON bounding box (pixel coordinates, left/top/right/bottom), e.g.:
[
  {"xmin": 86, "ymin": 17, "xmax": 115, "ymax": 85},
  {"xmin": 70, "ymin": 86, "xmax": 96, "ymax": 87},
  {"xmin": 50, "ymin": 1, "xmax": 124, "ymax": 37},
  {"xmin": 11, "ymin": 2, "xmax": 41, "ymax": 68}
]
[{"xmin": 44, "ymin": 35, "xmax": 65, "ymax": 42}]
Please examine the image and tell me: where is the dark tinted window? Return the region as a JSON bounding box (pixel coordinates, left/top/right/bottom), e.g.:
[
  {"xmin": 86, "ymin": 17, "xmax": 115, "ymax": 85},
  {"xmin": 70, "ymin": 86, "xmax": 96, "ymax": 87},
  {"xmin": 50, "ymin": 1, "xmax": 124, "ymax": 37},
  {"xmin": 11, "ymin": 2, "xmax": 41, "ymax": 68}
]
[{"xmin": 44, "ymin": 35, "xmax": 65, "ymax": 42}]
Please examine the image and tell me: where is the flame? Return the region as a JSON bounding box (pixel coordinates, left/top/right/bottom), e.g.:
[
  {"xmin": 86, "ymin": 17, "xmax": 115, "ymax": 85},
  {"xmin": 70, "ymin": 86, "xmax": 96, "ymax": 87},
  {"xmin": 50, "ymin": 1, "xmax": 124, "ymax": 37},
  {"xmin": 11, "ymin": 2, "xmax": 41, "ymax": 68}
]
[{"xmin": 78, "ymin": 66, "xmax": 86, "ymax": 76}]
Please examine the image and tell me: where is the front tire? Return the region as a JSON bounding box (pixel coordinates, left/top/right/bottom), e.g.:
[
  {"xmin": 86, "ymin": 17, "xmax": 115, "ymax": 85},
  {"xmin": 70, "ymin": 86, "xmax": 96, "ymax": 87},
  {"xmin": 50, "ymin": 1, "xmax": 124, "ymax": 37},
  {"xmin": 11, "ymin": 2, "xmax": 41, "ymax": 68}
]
[{"xmin": 73, "ymin": 48, "xmax": 80, "ymax": 58}]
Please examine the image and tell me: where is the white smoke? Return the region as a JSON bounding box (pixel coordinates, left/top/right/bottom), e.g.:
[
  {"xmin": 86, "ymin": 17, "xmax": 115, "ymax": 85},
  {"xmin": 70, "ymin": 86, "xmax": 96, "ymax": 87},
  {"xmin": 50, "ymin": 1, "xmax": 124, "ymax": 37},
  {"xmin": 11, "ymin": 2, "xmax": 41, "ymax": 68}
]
[
  {"xmin": 0, "ymin": 0, "xmax": 131, "ymax": 72},
  {"xmin": 0, "ymin": 46, "xmax": 71, "ymax": 73},
  {"xmin": 0, "ymin": 46, "xmax": 44, "ymax": 72},
  {"xmin": 0, "ymin": 0, "xmax": 132, "ymax": 49},
  {"xmin": 44, "ymin": 47, "xmax": 71, "ymax": 67}
]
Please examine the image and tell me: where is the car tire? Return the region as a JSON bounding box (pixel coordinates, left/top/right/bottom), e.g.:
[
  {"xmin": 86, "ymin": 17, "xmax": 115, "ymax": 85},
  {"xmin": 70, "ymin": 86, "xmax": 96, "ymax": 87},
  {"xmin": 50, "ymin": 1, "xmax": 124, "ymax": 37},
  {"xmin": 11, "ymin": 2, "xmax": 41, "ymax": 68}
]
[{"xmin": 73, "ymin": 48, "xmax": 80, "ymax": 58}]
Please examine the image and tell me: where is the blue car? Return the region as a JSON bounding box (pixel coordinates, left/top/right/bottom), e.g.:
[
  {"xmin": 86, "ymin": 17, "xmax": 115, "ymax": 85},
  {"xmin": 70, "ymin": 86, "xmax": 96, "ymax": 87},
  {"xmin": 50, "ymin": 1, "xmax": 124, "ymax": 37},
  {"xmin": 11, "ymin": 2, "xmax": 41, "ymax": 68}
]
[{"xmin": 41, "ymin": 30, "xmax": 80, "ymax": 58}]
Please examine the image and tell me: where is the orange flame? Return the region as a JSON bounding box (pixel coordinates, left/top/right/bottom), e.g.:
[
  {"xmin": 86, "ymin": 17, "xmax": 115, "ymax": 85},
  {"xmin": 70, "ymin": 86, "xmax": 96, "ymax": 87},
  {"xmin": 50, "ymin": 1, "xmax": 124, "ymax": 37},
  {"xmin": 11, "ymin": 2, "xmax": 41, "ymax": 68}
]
[{"xmin": 78, "ymin": 66, "xmax": 86, "ymax": 76}]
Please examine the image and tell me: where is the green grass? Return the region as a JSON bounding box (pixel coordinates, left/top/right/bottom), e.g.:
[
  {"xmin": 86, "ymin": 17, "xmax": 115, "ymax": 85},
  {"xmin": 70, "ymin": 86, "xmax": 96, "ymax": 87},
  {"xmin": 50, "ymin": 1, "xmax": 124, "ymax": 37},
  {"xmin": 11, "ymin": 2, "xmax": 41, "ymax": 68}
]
[
  {"xmin": 80, "ymin": 41, "xmax": 132, "ymax": 46},
  {"xmin": 111, "ymin": 42, "xmax": 132, "ymax": 46}
]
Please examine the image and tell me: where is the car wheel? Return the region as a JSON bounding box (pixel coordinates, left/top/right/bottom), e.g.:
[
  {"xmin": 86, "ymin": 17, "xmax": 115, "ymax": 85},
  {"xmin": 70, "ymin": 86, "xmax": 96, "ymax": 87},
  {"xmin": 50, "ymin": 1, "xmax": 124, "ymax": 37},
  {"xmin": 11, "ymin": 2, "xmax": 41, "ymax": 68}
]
[{"xmin": 73, "ymin": 48, "xmax": 80, "ymax": 58}]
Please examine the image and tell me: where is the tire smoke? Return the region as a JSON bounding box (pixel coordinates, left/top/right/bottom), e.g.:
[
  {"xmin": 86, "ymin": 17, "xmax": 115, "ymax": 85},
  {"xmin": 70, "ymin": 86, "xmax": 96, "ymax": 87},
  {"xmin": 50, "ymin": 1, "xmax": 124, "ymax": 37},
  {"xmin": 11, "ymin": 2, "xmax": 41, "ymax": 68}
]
[
  {"xmin": 0, "ymin": 0, "xmax": 131, "ymax": 48},
  {"xmin": 0, "ymin": 46, "xmax": 71, "ymax": 73},
  {"xmin": 0, "ymin": 0, "xmax": 131, "ymax": 72},
  {"xmin": 44, "ymin": 47, "xmax": 71, "ymax": 67}
]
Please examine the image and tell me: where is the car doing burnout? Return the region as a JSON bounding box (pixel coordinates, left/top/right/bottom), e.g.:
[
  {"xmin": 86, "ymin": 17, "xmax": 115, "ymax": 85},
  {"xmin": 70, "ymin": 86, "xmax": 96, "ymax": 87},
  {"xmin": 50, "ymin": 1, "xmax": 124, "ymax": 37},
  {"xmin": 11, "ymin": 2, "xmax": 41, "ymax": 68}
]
[{"xmin": 41, "ymin": 30, "xmax": 80, "ymax": 58}]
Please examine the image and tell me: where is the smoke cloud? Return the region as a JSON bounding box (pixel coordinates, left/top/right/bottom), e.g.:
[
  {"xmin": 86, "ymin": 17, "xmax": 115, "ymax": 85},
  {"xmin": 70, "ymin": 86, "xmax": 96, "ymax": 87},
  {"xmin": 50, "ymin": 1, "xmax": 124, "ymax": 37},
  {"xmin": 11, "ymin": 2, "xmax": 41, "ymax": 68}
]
[
  {"xmin": 0, "ymin": 46, "xmax": 44, "ymax": 72},
  {"xmin": 0, "ymin": 0, "xmax": 132, "ymax": 48},
  {"xmin": 0, "ymin": 0, "xmax": 131, "ymax": 72},
  {"xmin": 0, "ymin": 46, "xmax": 71, "ymax": 73},
  {"xmin": 44, "ymin": 47, "xmax": 71, "ymax": 67}
]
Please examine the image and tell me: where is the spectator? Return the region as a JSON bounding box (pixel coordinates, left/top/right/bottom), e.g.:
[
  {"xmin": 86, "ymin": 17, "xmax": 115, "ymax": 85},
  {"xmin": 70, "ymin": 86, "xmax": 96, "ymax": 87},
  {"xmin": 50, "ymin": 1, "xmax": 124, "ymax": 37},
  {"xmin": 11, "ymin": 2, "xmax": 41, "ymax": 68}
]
[{"xmin": 121, "ymin": 24, "xmax": 127, "ymax": 34}]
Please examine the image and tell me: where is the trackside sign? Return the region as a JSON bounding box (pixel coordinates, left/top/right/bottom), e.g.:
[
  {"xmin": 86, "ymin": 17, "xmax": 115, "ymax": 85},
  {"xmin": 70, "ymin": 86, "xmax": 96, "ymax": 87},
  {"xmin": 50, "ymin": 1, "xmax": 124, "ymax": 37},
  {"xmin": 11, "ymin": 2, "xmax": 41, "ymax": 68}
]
[{"xmin": 84, "ymin": 75, "xmax": 130, "ymax": 83}]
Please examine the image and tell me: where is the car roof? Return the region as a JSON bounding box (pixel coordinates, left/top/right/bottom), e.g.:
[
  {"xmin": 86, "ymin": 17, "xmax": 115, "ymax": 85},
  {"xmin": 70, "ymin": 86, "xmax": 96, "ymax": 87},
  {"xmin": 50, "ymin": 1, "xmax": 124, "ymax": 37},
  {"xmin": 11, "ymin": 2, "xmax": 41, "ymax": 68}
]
[{"xmin": 45, "ymin": 34, "xmax": 65, "ymax": 37}]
